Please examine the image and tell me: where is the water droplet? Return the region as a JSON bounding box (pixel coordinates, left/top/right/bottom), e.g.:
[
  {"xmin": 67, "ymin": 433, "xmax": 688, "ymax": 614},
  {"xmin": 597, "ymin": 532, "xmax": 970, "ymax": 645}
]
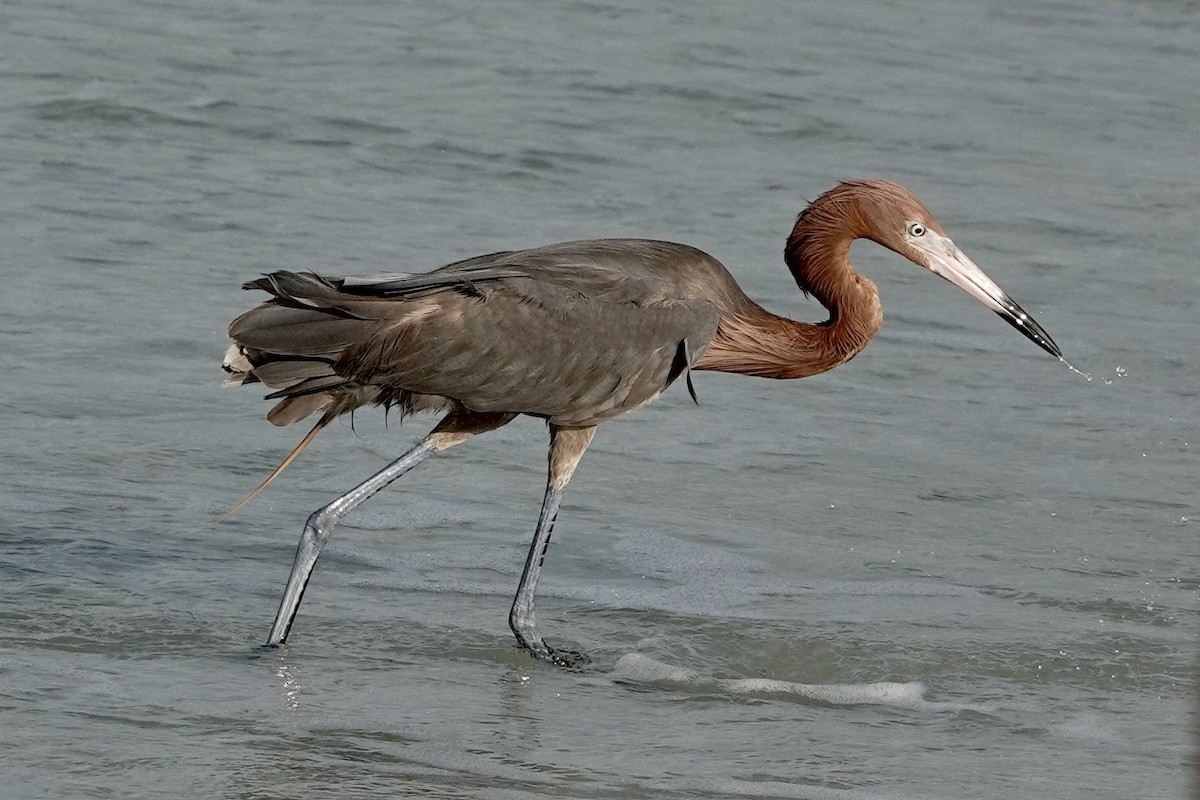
[{"xmin": 1058, "ymin": 357, "xmax": 1091, "ymax": 381}]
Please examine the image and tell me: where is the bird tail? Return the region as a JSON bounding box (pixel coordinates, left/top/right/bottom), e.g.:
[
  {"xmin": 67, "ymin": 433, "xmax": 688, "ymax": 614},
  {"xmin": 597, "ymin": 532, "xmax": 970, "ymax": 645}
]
[{"xmin": 214, "ymin": 408, "xmax": 337, "ymax": 524}]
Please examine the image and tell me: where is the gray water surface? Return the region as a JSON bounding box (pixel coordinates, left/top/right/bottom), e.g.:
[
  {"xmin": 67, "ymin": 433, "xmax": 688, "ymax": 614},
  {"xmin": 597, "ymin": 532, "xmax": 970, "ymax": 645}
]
[{"xmin": 2, "ymin": 1, "xmax": 1197, "ymax": 798}]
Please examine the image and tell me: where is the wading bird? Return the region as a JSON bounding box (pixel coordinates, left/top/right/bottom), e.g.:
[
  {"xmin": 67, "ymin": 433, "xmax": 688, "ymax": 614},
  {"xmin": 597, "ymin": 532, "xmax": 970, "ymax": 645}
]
[{"xmin": 223, "ymin": 179, "xmax": 1060, "ymax": 665}]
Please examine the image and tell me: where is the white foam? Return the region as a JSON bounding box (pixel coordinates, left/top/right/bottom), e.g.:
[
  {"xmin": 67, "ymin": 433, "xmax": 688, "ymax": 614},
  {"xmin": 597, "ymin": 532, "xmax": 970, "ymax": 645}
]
[{"xmin": 613, "ymin": 653, "xmax": 989, "ymax": 713}]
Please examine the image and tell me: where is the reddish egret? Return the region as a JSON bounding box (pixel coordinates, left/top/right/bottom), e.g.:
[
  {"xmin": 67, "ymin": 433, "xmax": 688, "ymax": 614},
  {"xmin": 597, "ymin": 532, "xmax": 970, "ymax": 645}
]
[{"xmin": 223, "ymin": 179, "xmax": 1060, "ymax": 665}]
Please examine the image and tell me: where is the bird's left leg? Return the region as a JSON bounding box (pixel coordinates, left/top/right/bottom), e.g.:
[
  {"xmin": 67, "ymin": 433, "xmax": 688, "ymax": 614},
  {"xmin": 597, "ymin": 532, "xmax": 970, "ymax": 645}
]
[
  {"xmin": 509, "ymin": 424, "xmax": 597, "ymax": 666},
  {"xmin": 265, "ymin": 408, "xmax": 515, "ymax": 646}
]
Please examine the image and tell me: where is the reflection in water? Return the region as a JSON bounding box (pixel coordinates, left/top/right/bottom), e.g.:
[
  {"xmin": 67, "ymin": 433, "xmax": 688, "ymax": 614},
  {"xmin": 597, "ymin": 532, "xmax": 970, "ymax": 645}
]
[{"xmin": 274, "ymin": 653, "xmax": 303, "ymax": 712}]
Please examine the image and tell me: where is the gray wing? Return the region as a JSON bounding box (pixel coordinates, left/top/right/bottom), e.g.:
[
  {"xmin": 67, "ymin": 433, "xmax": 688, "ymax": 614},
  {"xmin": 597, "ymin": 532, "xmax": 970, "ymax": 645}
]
[
  {"xmin": 351, "ymin": 239, "xmax": 747, "ymax": 306},
  {"xmin": 225, "ymin": 240, "xmax": 727, "ymax": 427}
]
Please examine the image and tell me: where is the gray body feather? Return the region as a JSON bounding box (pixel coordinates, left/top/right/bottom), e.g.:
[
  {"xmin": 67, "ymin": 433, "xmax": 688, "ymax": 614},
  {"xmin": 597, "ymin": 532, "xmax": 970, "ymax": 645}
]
[{"xmin": 224, "ymin": 239, "xmax": 750, "ymax": 427}]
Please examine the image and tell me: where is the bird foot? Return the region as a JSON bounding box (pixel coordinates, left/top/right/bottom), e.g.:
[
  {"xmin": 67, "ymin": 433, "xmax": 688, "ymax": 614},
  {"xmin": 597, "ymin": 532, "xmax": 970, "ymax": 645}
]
[
  {"xmin": 547, "ymin": 644, "xmax": 589, "ymax": 668},
  {"xmin": 524, "ymin": 638, "xmax": 589, "ymax": 668}
]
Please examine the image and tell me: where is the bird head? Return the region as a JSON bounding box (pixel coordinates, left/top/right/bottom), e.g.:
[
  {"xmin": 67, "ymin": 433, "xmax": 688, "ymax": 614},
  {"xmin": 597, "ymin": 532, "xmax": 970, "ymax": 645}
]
[{"xmin": 820, "ymin": 180, "xmax": 1062, "ymax": 358}]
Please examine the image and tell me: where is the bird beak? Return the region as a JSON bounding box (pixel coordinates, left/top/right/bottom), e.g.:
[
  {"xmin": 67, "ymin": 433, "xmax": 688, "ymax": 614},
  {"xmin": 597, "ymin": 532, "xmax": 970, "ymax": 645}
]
[{"xmin": 918, "ymin": 233, "xmax": 1061, "ymax": 358}]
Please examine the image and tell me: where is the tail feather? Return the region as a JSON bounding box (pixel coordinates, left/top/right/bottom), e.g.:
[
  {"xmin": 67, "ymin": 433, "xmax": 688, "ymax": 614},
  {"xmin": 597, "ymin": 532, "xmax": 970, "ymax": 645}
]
[
  {"xmin": 228, "ymin": 304, "xmax": 383, "ymax": 353},
  {"xmin": 251, "ymin": 357, "xmax": 338, "ymax": 390},
  {"xmin": 266, "ymin": 393, "xmax": 335, "ymax": 426},
  {"xmin": 217, "ymin": 269, "xmax": 441, "ymax": 524},
  {"xmin": 215, "ymin": 408, "xmax": 337, "ymax": 524}
]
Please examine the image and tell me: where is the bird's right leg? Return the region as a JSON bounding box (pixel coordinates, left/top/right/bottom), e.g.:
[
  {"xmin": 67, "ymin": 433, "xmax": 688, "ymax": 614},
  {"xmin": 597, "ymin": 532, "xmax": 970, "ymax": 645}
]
[
  {"xmin": 509, "ymin": 424, "xmax": 597, "ymax": 666},
  {"xmin": 265, "ymin": 408, "xmax": 515, "ymax": 646}
]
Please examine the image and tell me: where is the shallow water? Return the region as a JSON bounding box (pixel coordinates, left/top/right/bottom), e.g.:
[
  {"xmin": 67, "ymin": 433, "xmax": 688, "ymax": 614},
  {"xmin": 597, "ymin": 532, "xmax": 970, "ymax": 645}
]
[{"xmin": 2, "ymin": 0, "xmax": 1197, "ymax": 798}]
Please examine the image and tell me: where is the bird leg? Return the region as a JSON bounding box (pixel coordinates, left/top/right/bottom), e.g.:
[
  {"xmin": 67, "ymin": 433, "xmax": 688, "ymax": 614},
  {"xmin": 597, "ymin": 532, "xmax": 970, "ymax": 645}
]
[
  {"xmin": 265, "ymin": 408, "xmax": 515, "ymax": 646},
  {"xmin": 509, "ymin": 424, "xmax": 597, "ymax": 666}
]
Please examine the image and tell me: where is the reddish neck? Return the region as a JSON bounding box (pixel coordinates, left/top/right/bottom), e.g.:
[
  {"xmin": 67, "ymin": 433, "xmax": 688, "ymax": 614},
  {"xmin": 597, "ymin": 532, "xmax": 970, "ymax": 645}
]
[{"xmin": 694, "ymin": 220, "xmax": 882, "ymax": 379}]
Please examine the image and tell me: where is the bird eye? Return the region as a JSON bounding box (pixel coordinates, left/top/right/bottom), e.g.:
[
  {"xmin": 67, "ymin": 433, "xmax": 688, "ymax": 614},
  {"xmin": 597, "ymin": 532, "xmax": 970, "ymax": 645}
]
[{"xmin": 907, "ymin": 221, "xmax": 926, "ymax": 237}]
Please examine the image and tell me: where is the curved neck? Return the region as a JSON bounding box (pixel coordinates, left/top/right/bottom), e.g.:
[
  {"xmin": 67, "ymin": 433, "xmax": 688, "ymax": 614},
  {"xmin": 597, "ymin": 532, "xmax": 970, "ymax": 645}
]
[{"xmin": 694, "ymin": 215, "xmax": 882, "ymax": 379}]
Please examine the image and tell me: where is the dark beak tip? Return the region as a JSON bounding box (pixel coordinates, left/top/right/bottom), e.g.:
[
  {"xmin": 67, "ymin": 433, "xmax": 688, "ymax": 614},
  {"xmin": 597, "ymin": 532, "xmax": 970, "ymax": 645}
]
[
  {"xmin": 995, "ymin": 309, "xmax": 1061, "ymax": 359},
  {"xmin": 1030, "ymin": 324, "xmax": 1063, "ymax": 359}
]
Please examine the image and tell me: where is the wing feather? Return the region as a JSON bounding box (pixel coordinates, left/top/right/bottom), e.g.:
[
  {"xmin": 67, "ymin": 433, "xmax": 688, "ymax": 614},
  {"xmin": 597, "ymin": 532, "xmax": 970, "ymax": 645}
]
[{"xmin": 225, "ymin": 238, "xmax": 740, "ymax": 426}]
